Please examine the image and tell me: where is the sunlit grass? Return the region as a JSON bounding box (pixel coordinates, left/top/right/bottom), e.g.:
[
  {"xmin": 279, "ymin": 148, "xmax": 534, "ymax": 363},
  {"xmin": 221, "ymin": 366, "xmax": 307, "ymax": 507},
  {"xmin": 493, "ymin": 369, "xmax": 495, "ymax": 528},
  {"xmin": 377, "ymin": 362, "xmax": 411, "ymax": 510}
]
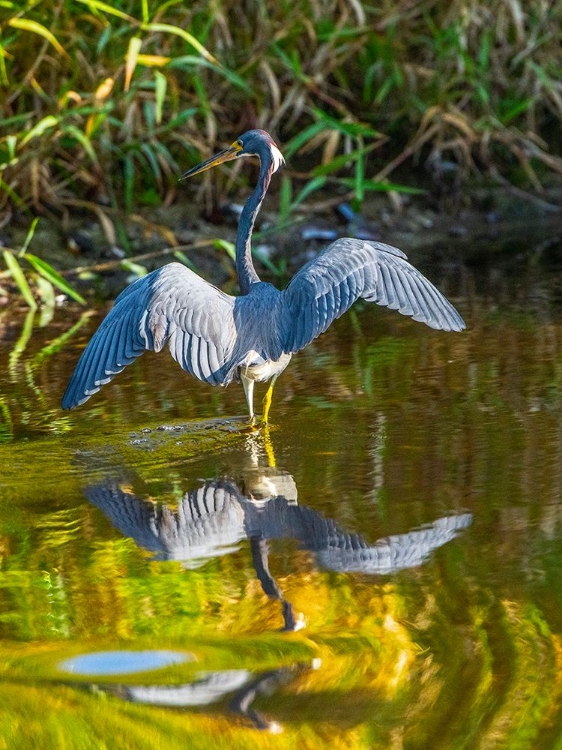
[
  {"xmin": 0, "ymin": 0, "xmax": 560, "ymax": 307},
  {"xmin": 1, "ymin": 0, "xmax": 561, "ymax": 227}
]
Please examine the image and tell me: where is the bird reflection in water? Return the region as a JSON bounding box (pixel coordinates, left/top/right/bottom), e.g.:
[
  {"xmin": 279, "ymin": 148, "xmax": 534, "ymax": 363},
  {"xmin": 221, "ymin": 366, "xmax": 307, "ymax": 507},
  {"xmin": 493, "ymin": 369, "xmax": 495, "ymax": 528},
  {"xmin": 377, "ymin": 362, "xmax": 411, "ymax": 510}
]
[
  {"xmin": 80, "ymin": 432, "xmax": 471, "ymax": 730},
  {"xmin": 86, "ymin": 434, "xmax": 471, "ymax": 633},
  {"xmin": 89, "ymin": 661, "xmax": 319, "ymax": 733}
]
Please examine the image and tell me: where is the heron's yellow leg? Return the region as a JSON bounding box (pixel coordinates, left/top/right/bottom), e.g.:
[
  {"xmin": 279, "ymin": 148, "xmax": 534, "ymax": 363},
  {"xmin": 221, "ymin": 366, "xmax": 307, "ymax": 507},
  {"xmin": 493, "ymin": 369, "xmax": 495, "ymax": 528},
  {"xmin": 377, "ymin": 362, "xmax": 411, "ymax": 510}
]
[{"xmin": 261, "ymin": 376, "xmax": 278, "ymax": 425}]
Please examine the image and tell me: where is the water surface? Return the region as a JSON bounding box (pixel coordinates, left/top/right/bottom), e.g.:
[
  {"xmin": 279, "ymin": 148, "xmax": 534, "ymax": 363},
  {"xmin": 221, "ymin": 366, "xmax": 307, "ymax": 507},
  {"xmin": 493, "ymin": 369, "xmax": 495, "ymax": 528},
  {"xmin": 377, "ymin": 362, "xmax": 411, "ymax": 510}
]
[{"xmin": 2, "ymin": 251, "xmax": 562, "ymax": 748}]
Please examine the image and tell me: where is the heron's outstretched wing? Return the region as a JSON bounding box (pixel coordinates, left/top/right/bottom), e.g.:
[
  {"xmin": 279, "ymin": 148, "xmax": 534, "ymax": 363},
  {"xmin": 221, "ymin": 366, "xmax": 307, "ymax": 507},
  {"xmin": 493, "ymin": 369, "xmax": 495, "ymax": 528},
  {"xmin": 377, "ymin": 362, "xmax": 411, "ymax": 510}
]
[
  {"xmin": 281, "ymin": 239, "xmax": 465, "ymax": 353},
  {"xmin": 62, "ymin": 263, "xmax": 236, "ymax": 409}
]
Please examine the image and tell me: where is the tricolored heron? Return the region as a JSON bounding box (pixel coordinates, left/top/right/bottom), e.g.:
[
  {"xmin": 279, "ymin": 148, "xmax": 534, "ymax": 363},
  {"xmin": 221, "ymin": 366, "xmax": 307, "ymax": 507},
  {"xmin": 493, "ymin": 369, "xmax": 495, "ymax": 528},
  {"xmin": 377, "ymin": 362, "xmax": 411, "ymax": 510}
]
[{"xmin": 62, "ymin": 129, "xmax": 465, "ymax": 423}]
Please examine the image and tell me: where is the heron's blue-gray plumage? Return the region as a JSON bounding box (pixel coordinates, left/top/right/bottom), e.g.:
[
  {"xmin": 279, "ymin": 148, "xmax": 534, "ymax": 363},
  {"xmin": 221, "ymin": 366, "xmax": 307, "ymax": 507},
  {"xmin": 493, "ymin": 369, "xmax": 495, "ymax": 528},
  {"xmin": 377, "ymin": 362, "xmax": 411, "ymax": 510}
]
[
  {"xmin": 62, "ymin": 129, "xmax": 464, "ymax": 417},
  {"xmin": 62, "ymin": 241, "xmax": 463, "ymax": 410},
  {"xmin": 281, "ymin": 239, "xmax": 464, "ymax": 355},
  {"xmin": 62, "ymin": 263, "xmax": 236, "ymax": 408}
]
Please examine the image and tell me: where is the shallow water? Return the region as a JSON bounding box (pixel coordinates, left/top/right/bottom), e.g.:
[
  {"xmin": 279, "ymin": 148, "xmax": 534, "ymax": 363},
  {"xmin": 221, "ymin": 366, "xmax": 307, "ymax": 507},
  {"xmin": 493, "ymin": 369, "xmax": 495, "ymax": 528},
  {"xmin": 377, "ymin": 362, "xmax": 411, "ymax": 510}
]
[{"xmin": 2, "ymin": 251, "xmax": 562, "ymax": 748}]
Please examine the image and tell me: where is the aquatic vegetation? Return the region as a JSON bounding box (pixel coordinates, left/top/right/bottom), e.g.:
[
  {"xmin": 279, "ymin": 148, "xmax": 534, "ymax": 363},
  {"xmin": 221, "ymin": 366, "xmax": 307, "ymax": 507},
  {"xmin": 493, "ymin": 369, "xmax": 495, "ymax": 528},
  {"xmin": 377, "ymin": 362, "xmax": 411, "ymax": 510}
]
[
  {"xmin": 1, "ymin": 219, "xmax": 86, "ymax": 309},
  {"xmin": 0, "ymin": 0, "xmax": 560, "ymax": 228}
]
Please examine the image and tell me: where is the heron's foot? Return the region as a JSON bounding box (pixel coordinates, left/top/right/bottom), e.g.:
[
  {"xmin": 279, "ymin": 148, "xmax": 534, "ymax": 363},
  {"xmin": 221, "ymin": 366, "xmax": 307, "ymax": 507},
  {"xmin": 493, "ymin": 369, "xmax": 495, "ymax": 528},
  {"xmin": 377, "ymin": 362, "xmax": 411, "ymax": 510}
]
[
  {"xmin": 238, "ymin": 415, "xmax": 259, "ymax": 432},
  {"xmin": 241, "ymin": 415, "xmax": 271, "ymax": 431}
]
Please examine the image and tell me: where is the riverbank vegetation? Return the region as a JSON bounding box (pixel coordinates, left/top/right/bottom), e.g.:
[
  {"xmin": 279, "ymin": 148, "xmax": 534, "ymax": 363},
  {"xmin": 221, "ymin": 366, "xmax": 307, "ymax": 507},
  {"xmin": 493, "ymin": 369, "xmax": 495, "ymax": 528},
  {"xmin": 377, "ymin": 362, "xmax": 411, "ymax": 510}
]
[{"xmin": 0, "ymin": 0, "xmax": 561, "ymax": 304}]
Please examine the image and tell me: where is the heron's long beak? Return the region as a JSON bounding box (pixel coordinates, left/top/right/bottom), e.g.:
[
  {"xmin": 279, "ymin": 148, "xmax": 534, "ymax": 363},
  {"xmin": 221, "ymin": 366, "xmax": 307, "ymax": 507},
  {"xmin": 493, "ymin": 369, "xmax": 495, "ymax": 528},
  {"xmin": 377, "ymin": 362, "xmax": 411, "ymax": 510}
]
[{"xmin": 180, "ymin": 142, "xmax": 242, "ymax": 180}]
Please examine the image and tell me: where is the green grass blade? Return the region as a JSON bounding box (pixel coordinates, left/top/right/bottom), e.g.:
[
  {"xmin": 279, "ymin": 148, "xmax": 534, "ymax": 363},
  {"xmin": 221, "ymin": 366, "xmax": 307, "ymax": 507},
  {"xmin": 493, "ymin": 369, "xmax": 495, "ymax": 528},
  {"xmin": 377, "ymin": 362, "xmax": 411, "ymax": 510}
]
[
  {"xmin": 121, "ymin": 259, "xmax": 147, "ymax": 277},
  {"xmin": 73, "ymin": 0, "xmax": 136, "ymax": 22},
  {"xmin": 19, "ymin": 116, "xmax": 59, "ymax": 147},
  {"xmin": 18, "ymin": 216, "xmax": 39, "ymax": 257},
  {"xmin": 35, "ymin": 274, "xmax": 56, "ymax": 319},
  {"xmin": 168, "ymin": 56, "xmax": 251, "ymax": 94},
  {"xmin": 312, "ymin": 146, "xmax": 373, "ymax": 177},
  {"xmin": 8, "ymin": 18, "xmax": 67, "ymax": 57},
  {"xmin": 278, "ymin": 175, "xmax": 293, "ymax": 224},
  {"xmin": 125, "ymin": 35, "xmax": 143, "ymax": 91},
  {"xmin": 0, "ymin": 178, "xmax": 28, "ymax": 212},
  {"xmin": 291, "ymin": 176, "xmax": 327, "ymax": 209},
  {"xmin": 173, "ymin": 250, "xmax": 196, "ymax": 271},
  {"xmin": 62, "ymin": 125, "xmax": 98, "ymax": 163},
  {"xmin": 2, "ymin": 250, "xmax": 37, "ymax": 309},
  {"xmin": 213, "ymin": 239, "xmax": 235, "ymax": 261},
  {"xmin": 141, "ymin": 23, "xmax": 218, "ymax": 64},
  {"xmin": 24, "ymin": 254, "xmax": 86, "ymax": 305},
  {"xmin": 337, "ymin": 178, "xmax": 426, "ymax": 194},
  {"xmin": 154, "ymin": 70, "xmax": 167, "ymax": 124},
  {"xmin": 123, "ymin": 152, "xmax": 135, "ymax": 214},
  {"xmin": 311, "ymin": 109, "xmax": 382, "ymax": 138},
  {"xmin": 252, "ymin": 247, "xmax": 284, "ymax": 279},
  {"xmin": 283, "ymin": 121, "xmax": 330, "ymax": 159},
  {"xmin": 355, "ymin": 148, "xmax": 365, "ymax": 205}
]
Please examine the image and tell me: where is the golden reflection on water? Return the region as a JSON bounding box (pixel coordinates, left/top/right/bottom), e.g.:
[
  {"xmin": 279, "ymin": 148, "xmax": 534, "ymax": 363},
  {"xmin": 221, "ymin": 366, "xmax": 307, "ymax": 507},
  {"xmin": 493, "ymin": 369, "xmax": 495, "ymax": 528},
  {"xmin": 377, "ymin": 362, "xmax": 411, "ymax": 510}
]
[{"xmin": 2, "ymin": 261, "xmax": 562, "ymax": 746}]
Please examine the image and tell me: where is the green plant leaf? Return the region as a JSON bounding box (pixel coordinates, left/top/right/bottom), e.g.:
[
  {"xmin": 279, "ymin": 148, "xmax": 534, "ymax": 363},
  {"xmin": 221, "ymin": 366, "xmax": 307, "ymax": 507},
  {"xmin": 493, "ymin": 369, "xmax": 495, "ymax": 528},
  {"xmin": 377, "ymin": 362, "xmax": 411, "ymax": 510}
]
[
  {"xmin": 168, "ymin": 57, "xmax": 251, "ymax": 94},
  {"xmin": 8, "ymin": 18, "xmax": 68, "ymax": 57},
  {"xmin": 125, "ymin": 36, "xmax": 143, "ymax": 91},
  {"xmin": 19, "ymin": 116, "xmax": 59, "ymax": 147},
  {"xmin": 154, "ymin": 70, "xmax": 167, "ymax": 125},
  {"xmin": 291, "ymin": 176, "xmax": 327, "ymax": 209},
  {"xmin": 252, "ymin": 247, "xmax": 284, "ymax": 279},
  {"xmin": 24, "ymin": 254, "xmax": 87, "ymax": 305},
  {"xmin": 278, "ymin": 175, "xmax": 293, "ymax": 223},
  {"xmin": 213, "ymin": 239, "xmax": 235, "ymax": 261},
  {"xmin": 311, "ymin": 146, "xmax": 374, "ymax": 177},
  {"xmin": 337, "ymin": 178, "xmax": 425, "ymax": 194},
  {"xmin": 354, "ymin": 147, "xmax": 365, "ymax": 205},
  {"xmin": 62, "ymin": 125, "xmax": 98, "ymax": 163},
  {"xmin": 311, "ymin": 109, "xmax": 381, "ymax": 138},
  {"xmin": 19, "ymin": 216, "xmax": 39, "ymax": 257},
  {"xmin": 173, "ymin": 251, "xmax": 196, "ymax": 271},
  {"xmin": 141, "ymin": 23, "xmax": 218, "ymax": 64},
  {"xmin": 73, "ymin": 0, "xmax": 136, "ymax": 22},
  {"xmin": 123, "ymin": 152, "xmax": 135, "ymax": 214},
  {"xmin": 35, "ymin": 274, "xmax": 56, "ymax": 319},
  {"xmin": 284, "ymin": 121, "xmax": 330, "ymax": 159},
  {"xmin": 0, "ymin": 178, "xmax": 28, "ymax": 212},
  {"xmin": 121, "ymin": 259, "xmax": 147, "ymax": 277},
  {"xmin": 2, "ymin": 250, "xmax": 37, "ymax": 309}
]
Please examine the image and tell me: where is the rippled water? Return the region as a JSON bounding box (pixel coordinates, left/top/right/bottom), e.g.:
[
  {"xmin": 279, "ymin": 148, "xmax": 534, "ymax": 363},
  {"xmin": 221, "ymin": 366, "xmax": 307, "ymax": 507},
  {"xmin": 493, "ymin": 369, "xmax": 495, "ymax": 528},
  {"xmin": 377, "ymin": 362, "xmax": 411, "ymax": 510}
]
[{"xmin": 2, "ymin": 249, "xmax": 562, "ymax": 748}]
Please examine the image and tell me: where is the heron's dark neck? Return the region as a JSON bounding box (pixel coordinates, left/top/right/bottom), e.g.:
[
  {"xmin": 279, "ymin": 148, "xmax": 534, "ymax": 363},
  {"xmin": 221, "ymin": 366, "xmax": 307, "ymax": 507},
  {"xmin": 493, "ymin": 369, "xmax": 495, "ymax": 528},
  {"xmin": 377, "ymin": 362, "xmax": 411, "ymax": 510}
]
[{"xmin": 236, "ymin": 157, "xmax": 272, "ymax": 295}]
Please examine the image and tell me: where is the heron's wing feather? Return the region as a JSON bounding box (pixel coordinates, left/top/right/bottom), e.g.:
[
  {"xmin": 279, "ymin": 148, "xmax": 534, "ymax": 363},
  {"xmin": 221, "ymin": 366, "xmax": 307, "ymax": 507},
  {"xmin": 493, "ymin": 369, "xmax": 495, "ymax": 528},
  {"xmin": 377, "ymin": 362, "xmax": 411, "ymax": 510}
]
[
  {"xmin": 281, "ymin": 239, "xmax": 464, "ymax": 352},
  {"xmin": 62, "ymin": 263, "xmax": 236, "ymax": 409}
]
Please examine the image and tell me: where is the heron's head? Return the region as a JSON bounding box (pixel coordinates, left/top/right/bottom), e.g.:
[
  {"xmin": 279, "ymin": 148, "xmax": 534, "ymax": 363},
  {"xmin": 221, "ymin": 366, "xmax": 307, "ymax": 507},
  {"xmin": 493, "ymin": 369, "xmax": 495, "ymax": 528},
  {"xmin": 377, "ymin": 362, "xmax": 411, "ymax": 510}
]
[{"xmin": 180, "ymin": 129, "xmax": 284, "ymax": 181}]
